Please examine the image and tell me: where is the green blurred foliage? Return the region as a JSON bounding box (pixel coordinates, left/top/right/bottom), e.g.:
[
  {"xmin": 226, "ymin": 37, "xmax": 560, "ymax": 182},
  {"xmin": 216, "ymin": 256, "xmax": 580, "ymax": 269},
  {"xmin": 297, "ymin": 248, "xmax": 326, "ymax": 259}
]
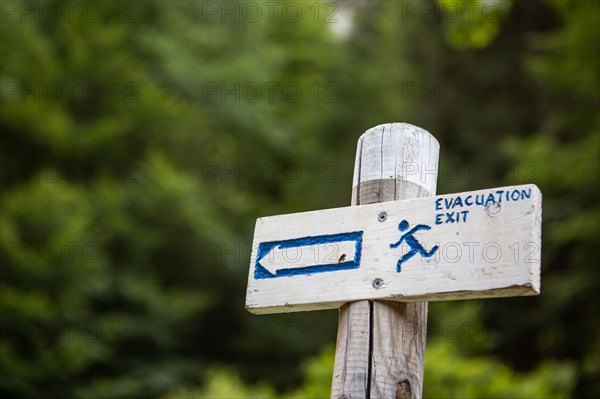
[
  {"xmin": 495, "ymin": 0, "xmax": 600, "ymax": 395},
  {"xmin": 166, "ymin": 341, "xmax": 575, "ymax": 399},
  {"xmin": 423, "ymin": 343, "xmax": 575, "ymax": 399},
  {"xmin": 437, "ymin": 0, "xmax": 509, "ymax": 48},
  {"xmin": 1, "ymin": 0, "xmax": 598, "ymax": 398},
  {"xmin": 169, "ymin": 367, "xmax": 277, "ymax": 399},
  {"xmin": 1, "ymin": 1, "xmax": 343, "ymax": 397}
]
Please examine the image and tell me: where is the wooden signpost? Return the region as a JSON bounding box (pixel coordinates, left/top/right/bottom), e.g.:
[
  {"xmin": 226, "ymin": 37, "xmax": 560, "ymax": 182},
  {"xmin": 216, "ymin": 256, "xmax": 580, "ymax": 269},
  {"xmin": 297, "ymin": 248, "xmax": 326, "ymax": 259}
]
[{"xmin": 245, "ymin": 123, "xmax": 542, "ymax": 398}]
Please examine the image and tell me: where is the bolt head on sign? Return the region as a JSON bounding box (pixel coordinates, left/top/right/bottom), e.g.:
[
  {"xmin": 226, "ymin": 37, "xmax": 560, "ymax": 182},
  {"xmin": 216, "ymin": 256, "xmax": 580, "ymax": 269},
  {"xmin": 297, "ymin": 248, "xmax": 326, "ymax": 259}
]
[{"xmin": 245, "ymin": 182, "xmax": 541, "ymax": 314}]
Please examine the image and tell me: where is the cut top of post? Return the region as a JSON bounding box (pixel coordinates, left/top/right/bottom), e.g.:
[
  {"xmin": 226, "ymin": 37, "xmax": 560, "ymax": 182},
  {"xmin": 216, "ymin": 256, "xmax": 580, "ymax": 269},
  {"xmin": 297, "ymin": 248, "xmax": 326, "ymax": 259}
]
[{"xmin": 352, "ymin": 123, "xmax": 440, "ymax": 203}]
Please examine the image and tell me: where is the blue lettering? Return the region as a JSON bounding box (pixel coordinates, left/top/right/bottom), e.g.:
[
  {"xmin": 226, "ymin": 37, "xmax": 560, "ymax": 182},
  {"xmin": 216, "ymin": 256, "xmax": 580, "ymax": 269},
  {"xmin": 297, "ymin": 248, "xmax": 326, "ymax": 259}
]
[
  {"xmin": 445, "ymin": 212, "xmax": 455, "ymax": 223},
  {"xmin": 453, "ymin": 196, "xmax": 463, "ymax": 208},
  {"xmin": 496, "ymin": 190, "xmax": 504, "ymax": 203},
  {"xmin": 475, "ymin": 194, "xmax": 484, "ymax": 206},
  {"xmin": 465, "ymin": 195, "xmax": 473, "ymax": 206},
  {"xmin": 460, "ymin": 210, "xmax": 469, "ymax": 222},
  {"xmin": 436, "ymin": 198, "xmax": 443, "ymax": 211},
  {"xmin": 435, "ymin": 214, "xmax": 444, "ymax": 225},
  {"xmin": 444, "ymin": 198, "xmax": 453, "ymax": 209},
  {"xmin": 521, "ymin": 188, "xmax": 531, "ymax": 199},
  {"xmin": 511, "ymin": 190, "xmax": 521, "ymax": 201},
  {"xmin": 484, "ymin": 194, "xmax": 496, "ymax": 207}
]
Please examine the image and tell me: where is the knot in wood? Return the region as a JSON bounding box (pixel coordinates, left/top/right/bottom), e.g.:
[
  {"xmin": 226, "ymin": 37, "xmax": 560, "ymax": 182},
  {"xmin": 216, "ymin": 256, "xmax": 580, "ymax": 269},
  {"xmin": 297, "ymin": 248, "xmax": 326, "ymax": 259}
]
[{"xmin": 396, "ymin": 380, "xmax": 411, "ymax": 399}]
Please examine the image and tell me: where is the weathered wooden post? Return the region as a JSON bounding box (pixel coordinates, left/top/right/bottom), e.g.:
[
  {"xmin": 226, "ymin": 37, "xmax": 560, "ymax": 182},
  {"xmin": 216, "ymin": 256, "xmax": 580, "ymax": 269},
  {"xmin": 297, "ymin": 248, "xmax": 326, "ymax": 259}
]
[
  {"xmin": 245, "ymin": 123, "xmax": 541, "ymax": 399},
  {"xmin": 331, "ymin": 123, "xmax": 438, "ymax": 399}
]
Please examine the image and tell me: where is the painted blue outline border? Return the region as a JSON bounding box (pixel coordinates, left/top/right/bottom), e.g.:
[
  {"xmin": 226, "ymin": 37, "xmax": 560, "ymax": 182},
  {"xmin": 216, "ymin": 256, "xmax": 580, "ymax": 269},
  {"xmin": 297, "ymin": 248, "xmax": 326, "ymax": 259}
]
[{"xmin": 255, "ymin": 231, "xmax": 363, "ymax": 279}]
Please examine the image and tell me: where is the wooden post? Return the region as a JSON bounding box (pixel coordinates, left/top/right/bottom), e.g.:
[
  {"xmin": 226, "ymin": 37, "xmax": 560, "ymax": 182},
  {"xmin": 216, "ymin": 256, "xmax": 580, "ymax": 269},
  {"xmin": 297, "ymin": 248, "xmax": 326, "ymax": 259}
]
[
  {"xmin": 331, "ymin": 123, "xmax": 440, "ymax": 399},
  {"xmin": 245, "ymin": 123, "xmax": 540, "ymax": 395}
]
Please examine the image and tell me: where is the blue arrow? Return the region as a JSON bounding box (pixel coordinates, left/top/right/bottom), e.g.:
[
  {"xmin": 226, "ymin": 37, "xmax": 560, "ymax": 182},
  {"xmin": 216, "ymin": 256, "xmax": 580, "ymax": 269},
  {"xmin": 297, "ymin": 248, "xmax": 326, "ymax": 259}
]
[{"xmin": 255, "ymin": 231, "xmax": 363, "ymax": 279}]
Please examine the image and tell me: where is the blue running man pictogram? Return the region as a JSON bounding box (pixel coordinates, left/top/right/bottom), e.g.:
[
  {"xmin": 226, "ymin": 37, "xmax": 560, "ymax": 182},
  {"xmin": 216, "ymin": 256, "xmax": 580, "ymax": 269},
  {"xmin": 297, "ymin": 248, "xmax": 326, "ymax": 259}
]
[{"xmin": 390, "ymin": 220, "xmax": 438, "ymax": 272}]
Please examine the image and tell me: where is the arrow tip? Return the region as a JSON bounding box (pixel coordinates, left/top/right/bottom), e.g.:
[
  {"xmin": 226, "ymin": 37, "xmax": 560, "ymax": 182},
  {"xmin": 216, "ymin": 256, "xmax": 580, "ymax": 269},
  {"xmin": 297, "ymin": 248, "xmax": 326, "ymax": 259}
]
[{"xmin": 256, "ymin": 245, "xmax": 278, "ymax": 277}]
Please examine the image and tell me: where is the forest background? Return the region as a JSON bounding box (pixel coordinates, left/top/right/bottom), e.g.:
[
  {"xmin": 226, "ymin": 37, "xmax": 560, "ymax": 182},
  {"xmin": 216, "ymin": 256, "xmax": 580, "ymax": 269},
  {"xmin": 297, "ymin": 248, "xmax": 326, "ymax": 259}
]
[{"xmin": 1, "ymin": 0, "xmax": 598, "ymax": 398}]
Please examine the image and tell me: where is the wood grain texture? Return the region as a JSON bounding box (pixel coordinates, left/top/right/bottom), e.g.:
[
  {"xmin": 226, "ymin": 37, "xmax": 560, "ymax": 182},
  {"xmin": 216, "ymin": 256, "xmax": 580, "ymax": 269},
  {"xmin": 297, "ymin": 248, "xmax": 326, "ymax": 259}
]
[
  {"xmin": 331, "ymin": 300, "xmax": 370, "ymax": 398},
  {"xmin": 245, "ymin": 182, "xmax": 541, "ymax": 314},
  {"xmin": 333, "ymin": 123, "xmax": 439, "ymax": 399},
  {"xmin": 243, "ymin": 123, "xmax": 542, "ymax": 397}
]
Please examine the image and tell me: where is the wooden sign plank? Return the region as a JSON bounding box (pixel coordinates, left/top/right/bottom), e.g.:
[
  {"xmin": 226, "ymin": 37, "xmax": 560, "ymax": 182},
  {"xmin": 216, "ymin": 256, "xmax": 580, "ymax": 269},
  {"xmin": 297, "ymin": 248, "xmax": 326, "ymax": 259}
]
[{"xmin": 246, "ymin": 184, "xmax": 541, "ymax": 314}]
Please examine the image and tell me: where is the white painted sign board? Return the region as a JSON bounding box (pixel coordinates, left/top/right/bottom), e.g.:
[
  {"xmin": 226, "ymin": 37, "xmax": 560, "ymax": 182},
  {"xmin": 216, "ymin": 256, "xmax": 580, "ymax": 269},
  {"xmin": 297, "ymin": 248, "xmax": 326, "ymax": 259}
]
[{"xmin": 246, "ymin": 184, "xmax": 541, "ymax": 314}]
